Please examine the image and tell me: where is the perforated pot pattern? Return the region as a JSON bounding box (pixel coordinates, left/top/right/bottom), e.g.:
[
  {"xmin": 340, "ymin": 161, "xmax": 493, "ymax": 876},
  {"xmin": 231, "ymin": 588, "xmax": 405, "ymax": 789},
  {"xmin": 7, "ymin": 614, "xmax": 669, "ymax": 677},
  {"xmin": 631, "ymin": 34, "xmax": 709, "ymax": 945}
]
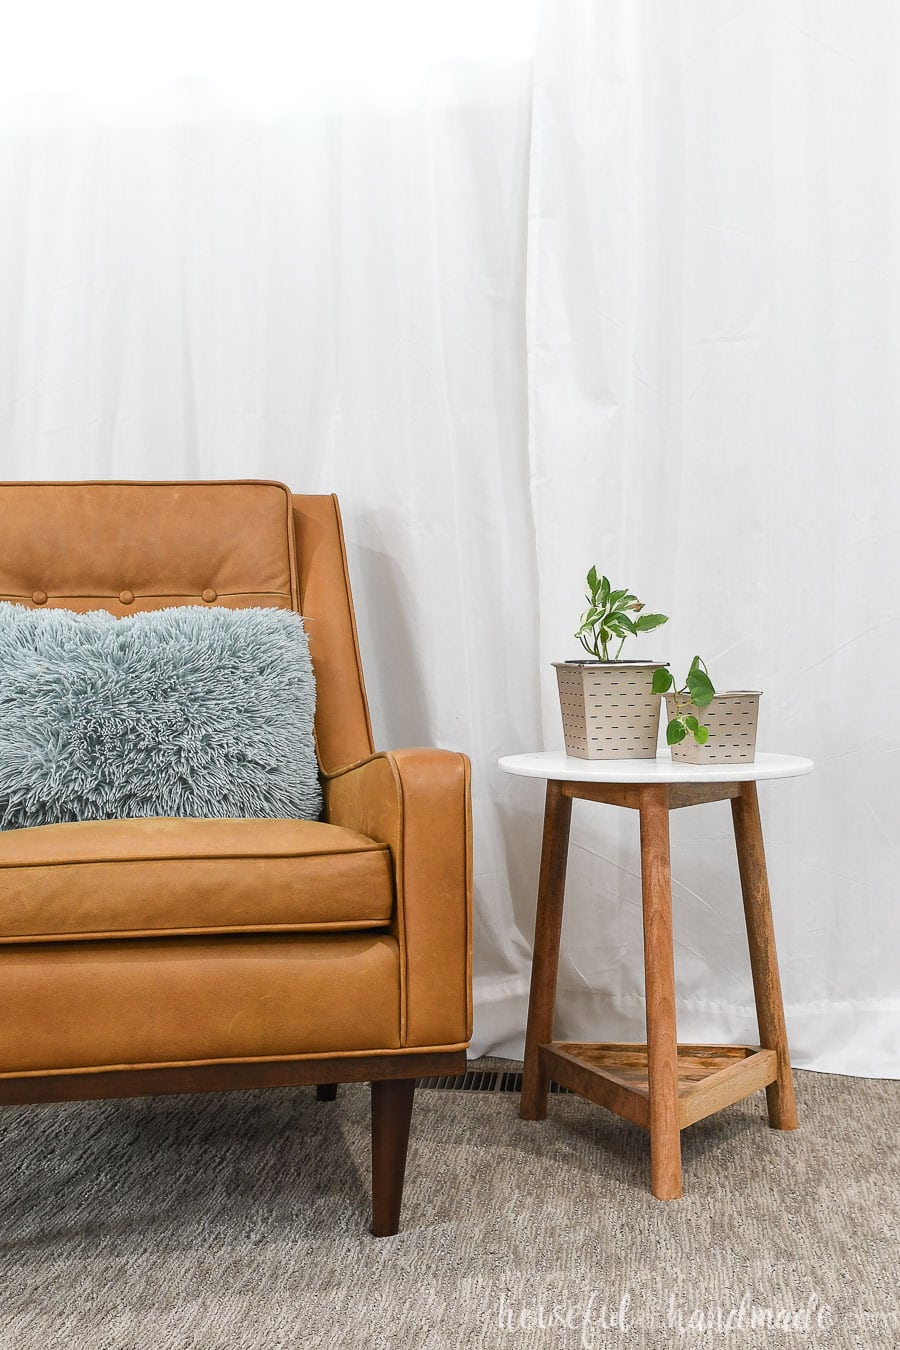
[
  {"xmin": 554, "ymin": 661, "xmax": 666, "ymax": 760},
  {"xmin": 665, "ymin": 691, "xmax": 761, "ymax": 764}
]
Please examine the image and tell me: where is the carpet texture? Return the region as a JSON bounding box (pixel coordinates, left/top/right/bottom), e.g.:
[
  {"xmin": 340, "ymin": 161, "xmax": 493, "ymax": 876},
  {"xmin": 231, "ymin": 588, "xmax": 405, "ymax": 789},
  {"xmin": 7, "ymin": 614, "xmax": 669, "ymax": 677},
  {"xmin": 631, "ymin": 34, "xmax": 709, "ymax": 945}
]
[
  {"xmin": 0, "ymin": 603, "xmax": 321, "ymax": 827},
  {"xmin": 0, "ymin": 1064, "xmax": 896, "ymax": 1349}
]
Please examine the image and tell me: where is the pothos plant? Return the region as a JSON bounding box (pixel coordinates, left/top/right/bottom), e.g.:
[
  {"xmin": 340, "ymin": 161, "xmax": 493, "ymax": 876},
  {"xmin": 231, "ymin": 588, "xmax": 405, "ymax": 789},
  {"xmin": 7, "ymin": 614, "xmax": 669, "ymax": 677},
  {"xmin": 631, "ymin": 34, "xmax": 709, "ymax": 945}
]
[
  {"xmin": 652, "ymin": 656, "xmax": 716, "ymax": 745},
  {"xmin": 575, "ymin": 566, "xmax": 668, "ymax": 661}
]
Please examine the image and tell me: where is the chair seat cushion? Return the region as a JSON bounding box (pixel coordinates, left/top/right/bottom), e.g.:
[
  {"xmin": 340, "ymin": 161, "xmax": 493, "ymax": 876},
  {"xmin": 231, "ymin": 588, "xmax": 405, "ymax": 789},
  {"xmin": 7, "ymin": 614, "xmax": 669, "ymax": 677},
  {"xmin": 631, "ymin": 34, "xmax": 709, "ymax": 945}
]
[{"xmin": 0, "ymin": 817, "xmax": 394, "ymax": 942}]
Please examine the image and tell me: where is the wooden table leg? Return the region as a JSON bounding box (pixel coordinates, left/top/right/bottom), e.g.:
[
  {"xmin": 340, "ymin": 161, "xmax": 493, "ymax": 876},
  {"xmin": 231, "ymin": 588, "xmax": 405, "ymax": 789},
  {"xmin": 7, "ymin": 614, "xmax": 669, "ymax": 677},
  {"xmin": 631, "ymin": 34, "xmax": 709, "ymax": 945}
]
[
  {"xmin": 520, "ymin": 780, "xmax": 572, "ymax": 1121},
  {"xmin": 731, "ymin": 782, "xmax": 798, "ymax": 1130},
  {"xmin": 639, "ymin": 784, "xmax": 682, "ymax": 1200}
]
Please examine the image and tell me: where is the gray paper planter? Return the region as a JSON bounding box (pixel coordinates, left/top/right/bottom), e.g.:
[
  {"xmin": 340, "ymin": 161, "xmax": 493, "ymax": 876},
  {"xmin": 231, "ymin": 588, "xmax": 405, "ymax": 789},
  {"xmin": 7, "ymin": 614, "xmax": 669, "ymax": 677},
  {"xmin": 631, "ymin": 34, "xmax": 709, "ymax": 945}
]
[
  {"xmin": 554, "ymin": 661, "xmax": 667, "ymax": 760},
  {"xmin": 665, "ymin": 691, "xmax": 761, "ymax": 764}
]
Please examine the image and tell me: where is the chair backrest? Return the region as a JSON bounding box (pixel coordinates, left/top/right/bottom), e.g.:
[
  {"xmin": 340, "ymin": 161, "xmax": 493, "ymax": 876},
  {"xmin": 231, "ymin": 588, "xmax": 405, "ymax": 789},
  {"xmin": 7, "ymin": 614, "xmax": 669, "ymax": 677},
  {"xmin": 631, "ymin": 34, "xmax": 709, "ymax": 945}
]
[{"xmin": 0, "ymin": 480, "xmax": 373, "ymax": 774}]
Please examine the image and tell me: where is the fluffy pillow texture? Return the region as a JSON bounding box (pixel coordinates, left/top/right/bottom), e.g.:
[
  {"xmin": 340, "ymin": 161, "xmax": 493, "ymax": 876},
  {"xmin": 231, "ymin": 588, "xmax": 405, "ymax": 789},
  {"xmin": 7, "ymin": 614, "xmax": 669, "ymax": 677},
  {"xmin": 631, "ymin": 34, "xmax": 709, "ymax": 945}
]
[{"xmin": 0, "ymin": 603, "xmax": 322, "ymax": 828}]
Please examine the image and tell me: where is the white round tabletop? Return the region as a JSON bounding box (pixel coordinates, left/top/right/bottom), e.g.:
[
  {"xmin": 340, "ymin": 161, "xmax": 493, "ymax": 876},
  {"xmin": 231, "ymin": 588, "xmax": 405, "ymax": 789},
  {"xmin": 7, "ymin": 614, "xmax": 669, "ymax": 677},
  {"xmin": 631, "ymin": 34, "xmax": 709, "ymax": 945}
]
[{"xmin": 498, "ymin": 750, "xmax": 814, "ymax": 784}]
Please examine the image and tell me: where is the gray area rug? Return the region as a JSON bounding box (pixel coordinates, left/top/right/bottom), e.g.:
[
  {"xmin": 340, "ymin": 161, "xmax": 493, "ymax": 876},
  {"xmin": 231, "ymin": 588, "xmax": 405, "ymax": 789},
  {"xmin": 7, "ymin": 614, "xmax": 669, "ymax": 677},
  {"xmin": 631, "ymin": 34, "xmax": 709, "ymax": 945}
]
[{"xmin": 0, "ymin": 1064, "xmax": 896, "ymax": 1349}]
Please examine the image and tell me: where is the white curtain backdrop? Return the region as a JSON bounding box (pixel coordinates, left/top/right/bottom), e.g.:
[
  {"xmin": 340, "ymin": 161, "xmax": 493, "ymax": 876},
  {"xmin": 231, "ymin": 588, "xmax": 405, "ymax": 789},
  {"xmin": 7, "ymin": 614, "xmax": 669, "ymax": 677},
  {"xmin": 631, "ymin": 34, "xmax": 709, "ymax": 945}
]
[
  {"xmin": 1, "ymin": 1, "xmax": 897, "ymax": 1075},
  {"xmin": 525, "ymin": 0, "xmax": 900, "ymax": 1078}
]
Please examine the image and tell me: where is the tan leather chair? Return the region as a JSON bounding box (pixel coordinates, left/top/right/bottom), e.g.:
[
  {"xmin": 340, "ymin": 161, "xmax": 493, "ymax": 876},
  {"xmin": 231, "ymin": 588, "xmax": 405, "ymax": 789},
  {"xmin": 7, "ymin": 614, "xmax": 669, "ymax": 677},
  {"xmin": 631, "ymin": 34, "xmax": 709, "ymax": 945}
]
[{"xmin": 0, "ymin": 481, "xmax": 471, "ymax": 1235}]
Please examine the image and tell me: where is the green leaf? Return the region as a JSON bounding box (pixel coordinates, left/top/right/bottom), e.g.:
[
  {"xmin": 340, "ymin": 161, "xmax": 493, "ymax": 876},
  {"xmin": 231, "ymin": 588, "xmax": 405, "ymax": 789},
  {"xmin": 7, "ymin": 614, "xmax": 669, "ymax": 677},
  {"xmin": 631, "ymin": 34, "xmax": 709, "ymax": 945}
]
[
  {"xmin": 686, "ymin": 669, "xmax": 715, "ymax": 708},
  {"xmin": 598, "ymin": 576, "xmax": 610, "ymax": 606},
  {"xmin": 689, "ymin": 654, "xmax": 704, "ymax": 673},
  {"xmin": 651, "ymin": 667, "xmax": 673, "ymax": 693},
  {"xmin": 606, "ymin": 588, "xmax": 630, "ymax": 609},
  {"xmin": 606, "ymin": 613, "xmax": 637, "ymax": 637},
  {"xmin": 684, "ymin": 715, "xmax": 699, "ymax": 733},
  {"xmin": 694, "ymin": 725, "xmax": 710, "ymax": 745},
  {"xmin": 666, "ymin": 719, "xmax": 687, "ymax": 745},
  {"xmin": 635, "ymin": 612, "xmax": 668, "ymax": 632},
  {"xmin": 587, "ymin": 565, "xmax": 599, "ymax": 598}
]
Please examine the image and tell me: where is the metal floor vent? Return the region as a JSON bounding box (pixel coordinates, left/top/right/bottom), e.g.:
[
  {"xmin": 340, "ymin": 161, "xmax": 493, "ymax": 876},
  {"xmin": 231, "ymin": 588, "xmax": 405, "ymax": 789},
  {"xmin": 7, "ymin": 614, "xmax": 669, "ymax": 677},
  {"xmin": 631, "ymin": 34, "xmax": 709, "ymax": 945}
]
[{"xmin": 418, "ymin": 1069, "xmax": 569, "ymax": 1093}]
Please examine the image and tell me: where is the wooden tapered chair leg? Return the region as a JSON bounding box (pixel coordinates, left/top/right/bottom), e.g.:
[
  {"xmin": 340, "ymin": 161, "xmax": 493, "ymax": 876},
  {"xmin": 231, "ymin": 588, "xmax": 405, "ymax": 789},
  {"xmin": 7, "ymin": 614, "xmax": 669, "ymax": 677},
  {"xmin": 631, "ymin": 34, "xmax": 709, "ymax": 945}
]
[
  {"xmin": 370, "ymin": 1078, "xmax": 416, "ymax": 1236},
  {"xmin": 639, "ymin": 784, "xmax": 682, "ymax": 1200},
  {"xmin": 315, "ymin": 1083, "xmax": 338, "ymax": 1102},
  {"xmin": 731, "ymin": 783, "xmax": 798, "ymax": 1130},
  {"xmin": 521, "ymin": 781, "xmax": 573, "ymax": 1121}
]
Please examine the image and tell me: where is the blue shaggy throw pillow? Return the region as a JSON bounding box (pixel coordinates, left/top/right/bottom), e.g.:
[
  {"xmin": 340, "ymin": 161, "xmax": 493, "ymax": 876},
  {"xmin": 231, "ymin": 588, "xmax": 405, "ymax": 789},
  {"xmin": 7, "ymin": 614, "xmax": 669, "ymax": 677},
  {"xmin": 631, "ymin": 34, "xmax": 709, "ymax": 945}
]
[{"xmin": 0, "ymin": 603, "xmax": 322, "ymax": 828}]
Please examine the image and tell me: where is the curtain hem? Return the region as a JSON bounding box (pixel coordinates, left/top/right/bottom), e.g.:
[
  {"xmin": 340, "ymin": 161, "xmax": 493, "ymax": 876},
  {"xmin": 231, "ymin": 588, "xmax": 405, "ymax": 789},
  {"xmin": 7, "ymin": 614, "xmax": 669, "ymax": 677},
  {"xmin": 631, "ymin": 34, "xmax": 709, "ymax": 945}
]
[{"xmin": 472, "ymin": 980, "xmax": 900, "ymax": 1078}]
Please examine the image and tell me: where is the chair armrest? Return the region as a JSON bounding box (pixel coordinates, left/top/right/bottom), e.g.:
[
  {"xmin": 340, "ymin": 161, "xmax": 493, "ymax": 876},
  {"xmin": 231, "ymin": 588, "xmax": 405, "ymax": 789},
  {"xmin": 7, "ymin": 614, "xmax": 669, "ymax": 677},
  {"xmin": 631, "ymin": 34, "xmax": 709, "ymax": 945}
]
[{"xmin": 323, "ymin": 749, "xmax": 472, "ymax": 1049}]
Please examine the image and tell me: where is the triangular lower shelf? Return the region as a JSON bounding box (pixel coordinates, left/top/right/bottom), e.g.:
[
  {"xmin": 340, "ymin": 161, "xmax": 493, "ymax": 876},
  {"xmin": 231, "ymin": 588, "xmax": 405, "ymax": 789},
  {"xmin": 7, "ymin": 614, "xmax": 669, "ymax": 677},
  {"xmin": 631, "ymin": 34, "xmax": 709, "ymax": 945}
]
[{"xmin": 540, "ymin": 1041, "xmax": 778, "ymax": 1130}]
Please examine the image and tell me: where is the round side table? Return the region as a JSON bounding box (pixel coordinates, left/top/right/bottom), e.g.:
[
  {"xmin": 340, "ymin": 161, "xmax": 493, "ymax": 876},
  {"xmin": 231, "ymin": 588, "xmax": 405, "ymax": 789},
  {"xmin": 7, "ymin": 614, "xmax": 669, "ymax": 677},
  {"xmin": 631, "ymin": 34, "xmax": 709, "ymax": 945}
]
[{"xmin": 499, "ymin": 750, "xmax": 814, "ymax": 1200}]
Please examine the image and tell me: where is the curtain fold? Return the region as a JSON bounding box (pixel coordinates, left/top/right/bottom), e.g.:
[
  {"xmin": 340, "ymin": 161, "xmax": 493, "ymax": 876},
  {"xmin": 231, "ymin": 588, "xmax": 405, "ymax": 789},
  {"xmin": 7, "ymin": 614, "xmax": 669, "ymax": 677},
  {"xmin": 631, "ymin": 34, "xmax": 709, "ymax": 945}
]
[{"xmin": 1, "ymin": 1, "xmax": 897, "ymax": 1074}]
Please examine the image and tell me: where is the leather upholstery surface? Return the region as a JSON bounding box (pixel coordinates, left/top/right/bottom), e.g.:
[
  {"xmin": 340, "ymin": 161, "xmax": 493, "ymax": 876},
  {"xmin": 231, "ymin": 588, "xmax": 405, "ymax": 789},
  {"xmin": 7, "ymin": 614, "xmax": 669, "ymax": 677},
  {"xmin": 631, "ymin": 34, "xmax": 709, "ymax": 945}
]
[
  {"xmin": 0, "ymin": 818, "xmax": 393, "ymax": 942},
  {"xmin": 0, "ymin": 480, "xmax": 296, "ymax": 615},
  {"xmin": 325, "ymin": 748, "xmax": 472, "ymax": 1049},
  {"xmin": 292, "ymin": 496, "xmax": 374, "ymax": 774},
  {"xmin": 0, "ymin": 933, "xmax": 400, "ymax": 1073}
]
